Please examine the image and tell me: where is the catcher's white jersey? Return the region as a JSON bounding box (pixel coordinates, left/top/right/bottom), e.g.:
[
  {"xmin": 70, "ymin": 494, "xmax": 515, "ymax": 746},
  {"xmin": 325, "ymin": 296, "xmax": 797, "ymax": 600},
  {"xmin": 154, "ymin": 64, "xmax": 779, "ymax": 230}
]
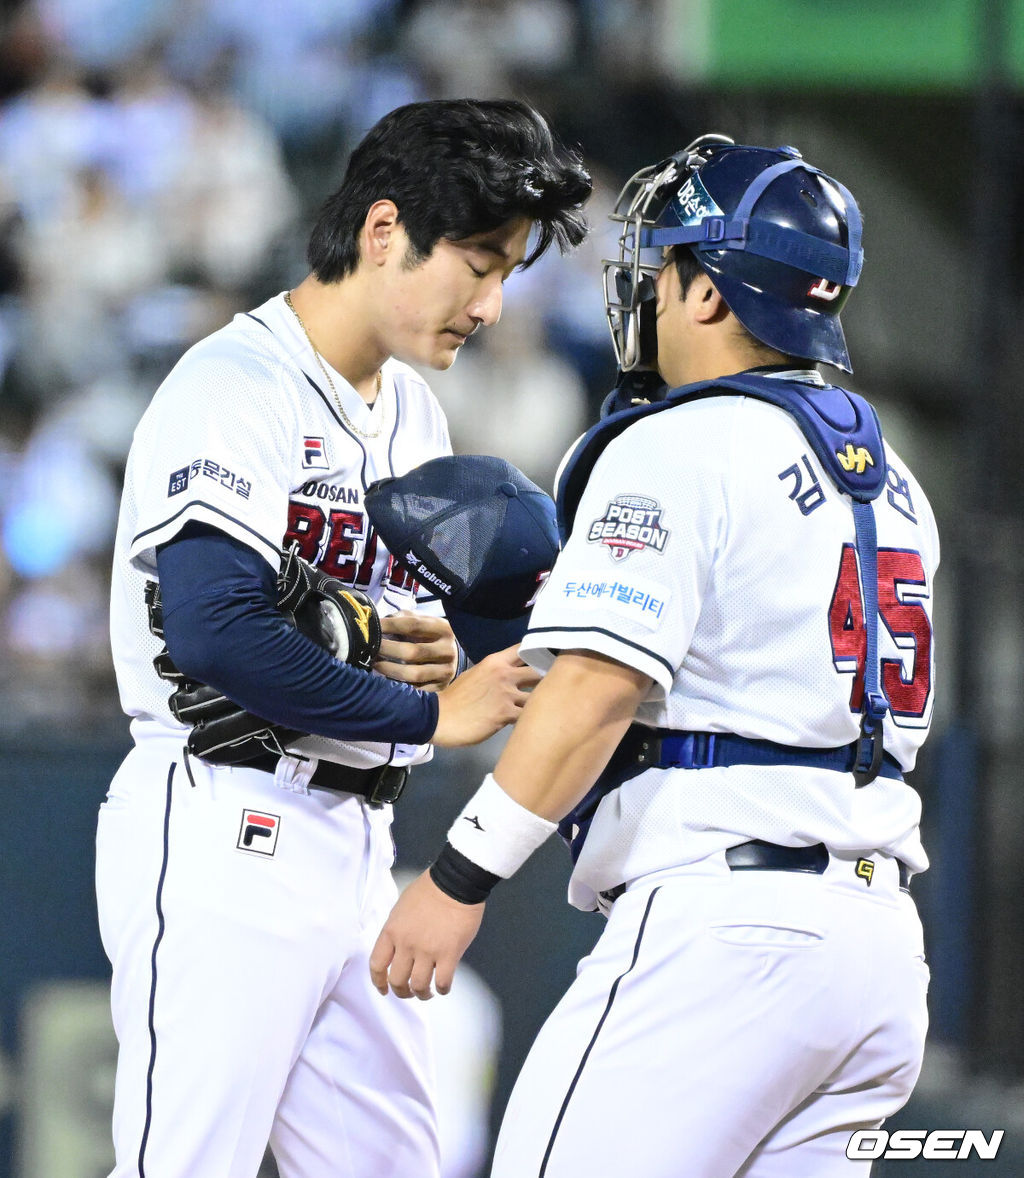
[
  {"xmin": 521, "ymin": 386, "xmax": 938, "ymax": 911},
  {"xmin": 110, "ymin": 292, "xmax": 451, "ymax": 769}
]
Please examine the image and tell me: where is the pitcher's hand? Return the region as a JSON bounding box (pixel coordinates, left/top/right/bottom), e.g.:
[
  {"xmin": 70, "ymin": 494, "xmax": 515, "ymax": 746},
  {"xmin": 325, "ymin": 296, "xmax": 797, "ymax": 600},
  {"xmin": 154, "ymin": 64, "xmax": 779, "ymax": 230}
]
[
  {"xmin": 432, "ymin": 645, "xmax": 540, "ymax": 747},
  {"xmin": 376, "ymin": 611, "xmax": 458, "ymax": 691}
]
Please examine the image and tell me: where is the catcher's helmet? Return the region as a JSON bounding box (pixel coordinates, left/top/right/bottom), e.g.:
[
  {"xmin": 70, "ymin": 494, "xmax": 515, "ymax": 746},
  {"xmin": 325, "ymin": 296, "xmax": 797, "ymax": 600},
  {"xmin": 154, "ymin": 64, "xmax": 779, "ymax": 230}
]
[{"xmin": 604, "ymin": 135, "xmax": 863, "ymax": 373}]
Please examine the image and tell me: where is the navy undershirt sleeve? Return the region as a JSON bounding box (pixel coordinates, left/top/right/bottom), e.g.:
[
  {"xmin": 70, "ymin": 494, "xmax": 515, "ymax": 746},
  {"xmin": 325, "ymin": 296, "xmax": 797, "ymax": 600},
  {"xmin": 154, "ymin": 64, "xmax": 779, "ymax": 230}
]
[{"xmin": 156, "ymin": 523, "xmax": 439, "ymax": 745}]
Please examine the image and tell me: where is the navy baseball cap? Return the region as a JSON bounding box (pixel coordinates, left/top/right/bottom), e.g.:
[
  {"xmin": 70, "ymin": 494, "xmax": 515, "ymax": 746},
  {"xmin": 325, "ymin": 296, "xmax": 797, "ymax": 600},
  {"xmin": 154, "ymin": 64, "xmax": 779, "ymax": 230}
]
[{"xmin": 364, "ymin": 455, "xmax": 559, "ymax": 664}]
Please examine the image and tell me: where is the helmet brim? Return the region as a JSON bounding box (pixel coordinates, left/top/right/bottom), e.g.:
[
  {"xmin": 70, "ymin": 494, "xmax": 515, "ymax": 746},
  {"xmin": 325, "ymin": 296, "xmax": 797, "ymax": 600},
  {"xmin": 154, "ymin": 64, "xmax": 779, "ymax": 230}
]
[{"xmin": 705, "ymin": 264, "xmax": 853, "ymax": 374}]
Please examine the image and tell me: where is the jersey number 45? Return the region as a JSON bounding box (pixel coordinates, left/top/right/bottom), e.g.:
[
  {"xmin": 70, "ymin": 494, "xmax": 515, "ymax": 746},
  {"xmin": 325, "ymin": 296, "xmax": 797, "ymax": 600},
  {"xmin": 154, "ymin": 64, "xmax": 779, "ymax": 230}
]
[{"xmin": 828, "ymin": 544, "xmax": 932, "ymax": 725}]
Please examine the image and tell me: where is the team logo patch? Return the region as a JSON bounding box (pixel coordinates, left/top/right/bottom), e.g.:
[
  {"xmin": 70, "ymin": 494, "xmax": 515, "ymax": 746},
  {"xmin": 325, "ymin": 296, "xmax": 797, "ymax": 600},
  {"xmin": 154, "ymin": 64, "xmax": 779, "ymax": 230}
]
[
  {"xmin": 836, "ymin": 443, "xmax": 875, "ymax": 475},
  {"xmin": 237, "ymin": 809, "xmax": 281, "ymax": 856},
  {"xmin": 587, "ymin": 495, "xmax": 670, "ymax": 562},
  {"xmin": 302, "ymin": 436, "xmax": 329, "ymax": 470},
  {"xmin": 168, "ymin": 465, "xmax": 190, "ymax": 496},
  {"xmin": 855, "ymin": 857, "xmax": 875, "ymax": 886},
  {"xmin": 808, "ymin": 277, "xmax": 844, "ymax": 302}
]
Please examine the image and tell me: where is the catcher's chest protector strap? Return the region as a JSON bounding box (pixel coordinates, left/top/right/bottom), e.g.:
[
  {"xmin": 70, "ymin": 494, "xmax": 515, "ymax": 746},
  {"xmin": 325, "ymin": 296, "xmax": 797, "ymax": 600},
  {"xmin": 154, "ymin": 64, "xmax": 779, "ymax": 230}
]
[
  {"xmin": 556, "ymin": 372, "xmax": 886, "ymax": 541},
  {"xmin": 555, "ymin": 371, "xmax": 892, "ymax": 787}
]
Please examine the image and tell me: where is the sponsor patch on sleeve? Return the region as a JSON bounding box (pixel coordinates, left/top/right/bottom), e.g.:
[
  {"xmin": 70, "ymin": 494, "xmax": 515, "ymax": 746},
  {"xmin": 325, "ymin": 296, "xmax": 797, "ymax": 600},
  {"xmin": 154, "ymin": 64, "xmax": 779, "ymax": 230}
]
[
  {"xmin": 587, "ymin": 494, "xmax": 670, "ymax": 562},
  {"xmin": 168, "ymin": 465, "xmax": 190, "ymax": 496},
  {"xmin": 554, "ymin": 572, "xmax": 671, "ymax": 631},
  {"xmin": 166, "ymin": 457, "xmax": 252, "ymax": 500}
]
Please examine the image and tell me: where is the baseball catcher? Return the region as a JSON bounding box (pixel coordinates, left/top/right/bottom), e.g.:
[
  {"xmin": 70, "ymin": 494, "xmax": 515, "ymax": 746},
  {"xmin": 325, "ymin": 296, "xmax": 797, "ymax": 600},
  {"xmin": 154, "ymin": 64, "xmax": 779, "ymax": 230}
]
[{"xmin": 371, "ymin": 133, "xmax": 938, "ymax": 1178}]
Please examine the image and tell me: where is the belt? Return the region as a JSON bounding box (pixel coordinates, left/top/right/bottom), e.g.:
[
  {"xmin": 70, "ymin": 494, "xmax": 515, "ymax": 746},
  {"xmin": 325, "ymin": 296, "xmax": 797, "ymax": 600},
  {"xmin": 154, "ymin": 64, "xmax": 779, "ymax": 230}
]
[
  {"xmin": 727, "ymin": 839, "xmax": 911, "ymax": 890},
  {"xmin": 623, "ymin": 728, "xmax": 905, "ymax": 780},
  {"xmin": 246, "ymin": 752, "xmax": 409, "ymax": 808},
  {"xmin": 600, "ymin": 839, "xmax": 911, "ymax": 904},
  {"xmin": 725, "ymin": 839, "xmax": 830, "ymax": 874},
  {"xmin": 560, "ymin": 726, "xmax": 906, "ymax": 866}
]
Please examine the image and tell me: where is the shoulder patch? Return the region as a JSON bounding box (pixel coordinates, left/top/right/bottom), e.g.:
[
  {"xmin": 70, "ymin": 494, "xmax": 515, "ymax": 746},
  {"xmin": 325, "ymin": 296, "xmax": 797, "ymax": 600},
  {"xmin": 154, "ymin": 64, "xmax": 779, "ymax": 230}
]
[{"xmin": 587, "ymin": 494, "xmax": 670, "ymax": 562}]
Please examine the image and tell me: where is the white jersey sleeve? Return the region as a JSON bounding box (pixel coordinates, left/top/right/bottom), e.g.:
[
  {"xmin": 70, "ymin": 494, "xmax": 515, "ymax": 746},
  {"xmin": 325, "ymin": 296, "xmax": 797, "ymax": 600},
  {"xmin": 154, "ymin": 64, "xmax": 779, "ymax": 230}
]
[
  {"xmin": 125, "ymin": 331, "xmax": 297, "ymax": 575},
  {"xmin": 523, "ymin": 405, "xmax": 727, "ymax": 698}
]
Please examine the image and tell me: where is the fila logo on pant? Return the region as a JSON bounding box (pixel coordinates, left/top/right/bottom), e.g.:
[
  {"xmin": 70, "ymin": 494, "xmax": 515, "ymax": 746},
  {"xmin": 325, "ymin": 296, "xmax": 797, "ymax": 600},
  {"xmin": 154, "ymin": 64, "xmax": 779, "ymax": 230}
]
[{"xmin": 237, "ymin": 810, "xmax": 281, "ymax": 856}]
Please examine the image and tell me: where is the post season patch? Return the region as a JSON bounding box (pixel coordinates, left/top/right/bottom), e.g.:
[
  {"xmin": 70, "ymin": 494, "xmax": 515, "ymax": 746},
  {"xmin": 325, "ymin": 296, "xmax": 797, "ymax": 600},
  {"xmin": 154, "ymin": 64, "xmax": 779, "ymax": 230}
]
[
  {"xmin": 557, "ymin": 572, "xmax": 670, "ymax": 631},
  {"xmin": 587, "ymin": 494, "xmax": 670, "ymax": 562}
]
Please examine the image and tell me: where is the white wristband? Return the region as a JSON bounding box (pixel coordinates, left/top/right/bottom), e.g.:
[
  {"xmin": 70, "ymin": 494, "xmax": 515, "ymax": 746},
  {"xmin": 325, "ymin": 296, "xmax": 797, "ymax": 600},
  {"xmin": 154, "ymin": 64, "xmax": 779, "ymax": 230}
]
[{"xmin": 447, "ymin": 773, "xmax": 557, "ymax": 879}]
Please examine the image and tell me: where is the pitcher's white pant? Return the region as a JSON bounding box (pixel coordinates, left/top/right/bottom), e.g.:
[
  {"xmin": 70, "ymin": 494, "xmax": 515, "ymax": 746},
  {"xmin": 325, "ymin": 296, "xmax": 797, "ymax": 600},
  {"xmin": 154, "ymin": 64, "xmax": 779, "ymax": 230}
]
[
  {"xmin": 96, "ymin": 738, "xmax": 439, "ymax": 1178},
  {"xmin": 493, "ymin": 852, "xmax": 928, "ymax": 1178}
]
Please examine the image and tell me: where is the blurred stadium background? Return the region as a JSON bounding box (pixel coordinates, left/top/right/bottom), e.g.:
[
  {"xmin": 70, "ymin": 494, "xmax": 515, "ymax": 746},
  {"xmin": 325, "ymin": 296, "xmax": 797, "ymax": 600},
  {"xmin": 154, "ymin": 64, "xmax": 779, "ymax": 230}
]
[{"xmin": 1, "ymin": 0, "xmax": 1022, "ymax": 1174}]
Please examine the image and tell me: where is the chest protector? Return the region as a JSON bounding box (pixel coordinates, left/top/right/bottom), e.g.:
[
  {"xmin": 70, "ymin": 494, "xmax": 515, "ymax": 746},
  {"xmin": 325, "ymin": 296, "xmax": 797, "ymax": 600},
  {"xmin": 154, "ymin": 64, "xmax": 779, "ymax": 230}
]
[
  {"xmin": 553, "ymin": 372, "xmax": 892, "ymax": 861},
  {"xmin": 557, "ymin": 372, "xmax": 885, "ymax": 539}
]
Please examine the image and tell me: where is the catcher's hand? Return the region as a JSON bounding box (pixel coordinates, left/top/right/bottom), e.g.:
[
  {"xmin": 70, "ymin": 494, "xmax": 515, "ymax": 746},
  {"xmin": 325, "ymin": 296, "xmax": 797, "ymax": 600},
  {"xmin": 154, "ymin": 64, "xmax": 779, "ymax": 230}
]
[{"xmin": 145, "ymin": 547, "xmax": 382, "ymax": 765}]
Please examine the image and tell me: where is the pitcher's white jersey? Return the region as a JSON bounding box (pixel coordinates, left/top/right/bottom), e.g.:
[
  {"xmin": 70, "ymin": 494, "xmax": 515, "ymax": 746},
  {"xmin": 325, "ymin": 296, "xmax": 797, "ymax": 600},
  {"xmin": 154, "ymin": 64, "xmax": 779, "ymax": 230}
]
[
  {"xmin": 110, "ymin": 292, "xmax": 451, "ymax": 768},
  {"xmin": 521, "ymin": 383, "xmax": 938, "ymax": 911}
]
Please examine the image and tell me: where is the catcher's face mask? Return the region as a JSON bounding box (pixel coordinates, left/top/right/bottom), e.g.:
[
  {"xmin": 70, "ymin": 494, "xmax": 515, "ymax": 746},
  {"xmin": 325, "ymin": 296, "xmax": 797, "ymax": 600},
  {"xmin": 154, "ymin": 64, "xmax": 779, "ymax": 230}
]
[{"xmin": 603, "ymin": 135, "xmax": 734, "ymax": 372}]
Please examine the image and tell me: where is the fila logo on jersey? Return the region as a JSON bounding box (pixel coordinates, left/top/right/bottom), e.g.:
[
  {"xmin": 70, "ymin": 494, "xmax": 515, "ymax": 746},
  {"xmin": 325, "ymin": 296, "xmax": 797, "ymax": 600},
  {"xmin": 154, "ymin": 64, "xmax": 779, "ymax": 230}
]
[
  {"xmin": 588, "ymin": 495, "xmax": 670, "ymax": 562},
  {"xmin": 836, "ymin": 444, "xmax": 875, "ymax": 475},
  {"xmin": 855, "ymin": 857, "xmax": 875, "ymax": 886},
  {"xmin": 237, "ymin": 810, "xmax": 281, "ymax": 856},
  {"xmin": 303, "ymin": 437, "xmax": 330, "ymax": 470}
]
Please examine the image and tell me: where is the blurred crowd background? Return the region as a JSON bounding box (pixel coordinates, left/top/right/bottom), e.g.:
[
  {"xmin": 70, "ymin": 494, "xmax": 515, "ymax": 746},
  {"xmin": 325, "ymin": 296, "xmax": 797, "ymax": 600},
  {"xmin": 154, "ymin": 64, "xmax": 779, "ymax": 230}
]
[
  {"xmin": 0, "ymin": 0, "xmax": 633, "ymax": 738},
  {"xmin": 1, "ymin": 0, "xmax": 1023, "ymax": 1175}
]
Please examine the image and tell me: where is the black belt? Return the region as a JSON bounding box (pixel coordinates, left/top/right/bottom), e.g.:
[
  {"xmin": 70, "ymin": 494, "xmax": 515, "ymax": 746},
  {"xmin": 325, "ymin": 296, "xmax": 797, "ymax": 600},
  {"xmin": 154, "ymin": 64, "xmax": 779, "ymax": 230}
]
[
  {"xmin": 725, "ymin": 839, "xmax": 830, "ymax": 874},
  {"xmin": 725, "ymin": 838, "xmax": 910, "ymax": 888},
  {"xmin": 600, "ymin": 839, "xmax": 911, "ymax": 904},
  {"xmin": 246, "ymin": 752, "xmax": 409, "ymax": 808}
]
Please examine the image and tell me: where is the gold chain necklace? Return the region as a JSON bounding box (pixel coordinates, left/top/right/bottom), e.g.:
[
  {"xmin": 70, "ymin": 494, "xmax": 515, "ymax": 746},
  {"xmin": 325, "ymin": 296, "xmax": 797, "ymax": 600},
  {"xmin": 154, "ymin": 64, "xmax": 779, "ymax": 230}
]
[{"xmin": 284, "ymin": 291, "xmax": 385, "ymax": 439}]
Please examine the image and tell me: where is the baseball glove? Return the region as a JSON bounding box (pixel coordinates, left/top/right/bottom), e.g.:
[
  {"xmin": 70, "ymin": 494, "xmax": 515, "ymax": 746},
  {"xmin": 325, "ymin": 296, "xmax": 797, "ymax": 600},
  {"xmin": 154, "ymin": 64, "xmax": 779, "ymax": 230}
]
[{"xmin": 145, "ymin": 546, "xmax": 382, "ymax": 765}]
